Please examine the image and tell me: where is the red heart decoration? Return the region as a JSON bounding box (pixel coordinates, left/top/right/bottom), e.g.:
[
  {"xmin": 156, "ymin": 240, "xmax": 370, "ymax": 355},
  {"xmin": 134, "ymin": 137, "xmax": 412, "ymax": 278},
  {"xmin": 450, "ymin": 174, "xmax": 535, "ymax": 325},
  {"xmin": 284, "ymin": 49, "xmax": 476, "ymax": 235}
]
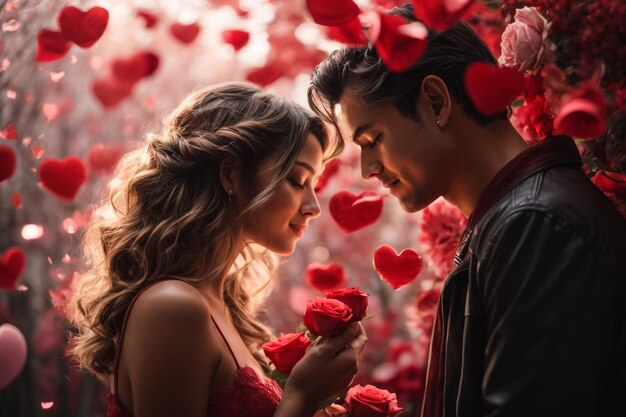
[
  {"xmin": 329, "ymin": 190, "xmax": 384, "ymax": 233},
  {"xmin": 306, "ymin": 263, "xmax": 347, "ymax": 292},
  {"xmin": 412, "ymin": 0, "xmax": 475, "ymax": 30},
  {"xmin": 222, "ymin": 29, "xmax": 250, "ymax": 51},
  {"xmin": 0, "ymin": 123, "xmax": 17, "ymax": 140},
  {"xmin": 306, "ymin": 0, "xmax": 360, "ymax": 26},
  {"xmin": 246, "ymin": 62, "xmax": 285, "ymax": 87},
  {"xmin": 170, "ymin": 22, "xmax": 201, "ymax": 44},
  {"xmin": 0, "ymin": 145, "xmax": 16, "ymax": 183},
  {"xmin": 0, "ymin": 247, "xmax": 26, "ymax": 290},
  {"xmin": 464, "ymin": 62, "xmax": 525, "ymax": 115},
  {"xmin": 554, "ymin": 83, "xmax": 608, "ymax": 140},
  {"xmin": 35, "ymin": 29, "xmax": 72, "ymax": 62},
  {"xmin": 369, "ymin": 11, "xmax": 428, "ymax": 73},
  {"xmin": 88, "ymin": 143, "xmax": 125, "ymax": 176},
  {"xmin": 112, "ymin": 51, "xmax": 160, "ymax": 84},
  {"xmin": 325, "ymin": 16, "xmax": 368, "ymax": 46},
  {"xmin": 58, "ymin": 6, "xmax": 109, "ymax": 48},
  {"xmin": 373, "ymin": 245, "xmax": 423, "ymax": 290},
  {"xmin": 10, "ymin": 193, "xmax": 21, "ymax": 209},
  {"xmin": 137, "ymin": 10, "xmax": 158, "ymax": 28},
  {"xmin": 314, "ymin": 159, "xmax": 341, "ymax": 194},
  {"xmin": 91, "ymin": 77, "xmax": 134, "ymax": 109},
  {"xmin": 39, "ymin": 156, "xmax": 87, "ymax": 201}
]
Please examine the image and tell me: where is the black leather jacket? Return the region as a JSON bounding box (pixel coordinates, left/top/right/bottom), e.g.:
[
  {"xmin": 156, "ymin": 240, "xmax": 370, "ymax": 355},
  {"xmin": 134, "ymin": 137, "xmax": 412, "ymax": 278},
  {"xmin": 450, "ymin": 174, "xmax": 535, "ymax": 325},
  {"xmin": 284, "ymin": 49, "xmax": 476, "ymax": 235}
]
[{"xmin": 421, "ymin": 136, "xmax": 626, "ymax": 417}]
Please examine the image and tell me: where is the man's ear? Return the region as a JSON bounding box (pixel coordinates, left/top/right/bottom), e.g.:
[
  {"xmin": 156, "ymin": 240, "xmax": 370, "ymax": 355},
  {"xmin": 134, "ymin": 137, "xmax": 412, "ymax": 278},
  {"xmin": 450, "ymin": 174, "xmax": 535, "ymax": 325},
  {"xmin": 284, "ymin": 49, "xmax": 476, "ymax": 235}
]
[
  {"xmin": 420, "ymin": 75, "xmax": 452, "ymax": 127},
  {"xmin": 219, "ymin": 157, "xmax": 241, "ymax": 197}
]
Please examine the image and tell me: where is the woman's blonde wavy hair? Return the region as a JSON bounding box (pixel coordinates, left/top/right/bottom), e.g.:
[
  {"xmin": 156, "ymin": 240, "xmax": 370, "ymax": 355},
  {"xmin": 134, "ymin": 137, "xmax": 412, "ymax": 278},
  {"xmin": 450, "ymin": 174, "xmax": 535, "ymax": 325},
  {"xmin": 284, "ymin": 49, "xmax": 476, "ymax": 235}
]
[{"xmin": 70, "ymin": 82, "xmax": 341, "ymax": 383}]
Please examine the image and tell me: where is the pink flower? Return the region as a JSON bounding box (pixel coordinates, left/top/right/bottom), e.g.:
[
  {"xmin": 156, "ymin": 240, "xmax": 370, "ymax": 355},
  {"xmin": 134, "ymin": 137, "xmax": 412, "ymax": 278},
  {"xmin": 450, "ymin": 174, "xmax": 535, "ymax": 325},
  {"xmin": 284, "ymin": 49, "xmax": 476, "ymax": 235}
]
[
  {"xmin": 418, "ymin": 199, "xmax": 467, "ymax": 279},
  {"xmin": 498, "ymin": 7, "xmax": 556, "ymax": 73}
]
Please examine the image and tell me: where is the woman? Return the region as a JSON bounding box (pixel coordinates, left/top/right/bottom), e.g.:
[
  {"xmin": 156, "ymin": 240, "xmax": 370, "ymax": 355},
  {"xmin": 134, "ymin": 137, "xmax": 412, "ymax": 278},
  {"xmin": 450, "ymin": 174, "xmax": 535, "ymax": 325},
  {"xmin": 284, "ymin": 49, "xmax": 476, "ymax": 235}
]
[{"xmin": 70, "ymin": 82, "xmax": 366, "ymax": 417}]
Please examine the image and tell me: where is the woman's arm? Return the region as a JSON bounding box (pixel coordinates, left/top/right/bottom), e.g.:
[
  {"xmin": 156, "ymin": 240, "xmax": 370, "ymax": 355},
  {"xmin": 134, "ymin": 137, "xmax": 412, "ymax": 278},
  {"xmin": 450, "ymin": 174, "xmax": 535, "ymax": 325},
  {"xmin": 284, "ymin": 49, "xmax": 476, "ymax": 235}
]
[{"xmin": 121, "ymin": 281, "xmax": 217, "ymax": 417}]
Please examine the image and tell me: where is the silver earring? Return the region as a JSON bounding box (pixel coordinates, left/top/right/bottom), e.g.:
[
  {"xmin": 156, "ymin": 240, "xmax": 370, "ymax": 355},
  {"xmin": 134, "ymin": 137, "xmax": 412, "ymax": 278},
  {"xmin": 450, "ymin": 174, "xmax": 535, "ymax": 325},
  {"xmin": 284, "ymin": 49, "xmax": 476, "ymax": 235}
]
[
  {"xmin": 227, "ymin": 188, "xmax": 234, "ymax": 202},
  {"xmin": 436, "ymin": 119, "xmax": 441, "ymax": 127}
]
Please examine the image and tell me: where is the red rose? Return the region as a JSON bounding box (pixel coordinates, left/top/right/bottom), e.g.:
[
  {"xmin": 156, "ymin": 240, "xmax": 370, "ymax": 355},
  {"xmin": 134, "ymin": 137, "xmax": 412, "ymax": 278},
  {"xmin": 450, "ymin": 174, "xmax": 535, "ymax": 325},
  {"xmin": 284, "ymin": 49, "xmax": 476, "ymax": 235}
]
[
  {"xmin": 262, "ymin": 332, "xmax": 311, "ymax": 374},
  {"xmin": 327, "ymin": 287, "xmax": 369, "ymax": 321},
  {"xmin": 345, "ymin": 384, "xmax": 403, "ymax": 417},
  {"xmin": 304, "ymin": 297, "xmax": 353, "ymax": 337}
]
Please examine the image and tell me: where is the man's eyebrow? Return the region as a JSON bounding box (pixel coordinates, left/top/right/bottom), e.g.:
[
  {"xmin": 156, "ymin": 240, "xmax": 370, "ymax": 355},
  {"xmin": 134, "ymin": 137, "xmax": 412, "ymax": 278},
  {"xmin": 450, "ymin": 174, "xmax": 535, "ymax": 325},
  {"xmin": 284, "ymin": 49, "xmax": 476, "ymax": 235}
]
[
  {"xmin": 351, "ymin": 123, "xmax": 373, "ymax": 144},
  {"xmin": 294, "ymin": 161, "xmax": 318, "ymax": 175}
]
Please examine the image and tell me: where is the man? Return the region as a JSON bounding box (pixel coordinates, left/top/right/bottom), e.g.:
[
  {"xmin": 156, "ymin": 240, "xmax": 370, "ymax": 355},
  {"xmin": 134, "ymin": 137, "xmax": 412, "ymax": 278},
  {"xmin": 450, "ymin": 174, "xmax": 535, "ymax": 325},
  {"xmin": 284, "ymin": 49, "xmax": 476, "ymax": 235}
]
[{"xmin": 308, "ymin": 4, "xmax": 626, "ymax": 417}]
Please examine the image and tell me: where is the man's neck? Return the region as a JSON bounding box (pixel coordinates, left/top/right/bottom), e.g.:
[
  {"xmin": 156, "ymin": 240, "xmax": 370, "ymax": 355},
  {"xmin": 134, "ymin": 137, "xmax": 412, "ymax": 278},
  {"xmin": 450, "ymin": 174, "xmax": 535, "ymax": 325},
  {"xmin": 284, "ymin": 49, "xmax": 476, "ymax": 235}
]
[{"xmin": 444, "ymin": 119, "xmax": 528, "ymax": 217}]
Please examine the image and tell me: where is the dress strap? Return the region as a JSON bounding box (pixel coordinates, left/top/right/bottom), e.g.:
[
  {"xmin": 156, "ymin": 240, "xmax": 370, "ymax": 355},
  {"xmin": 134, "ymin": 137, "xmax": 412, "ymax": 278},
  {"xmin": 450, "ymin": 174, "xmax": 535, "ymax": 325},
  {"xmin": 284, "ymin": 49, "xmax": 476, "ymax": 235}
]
[
  {"xmin": 112, "ymin": 279, "xmax": 181, "ymax": 399},
  {"xmin": 210, "ymin": 315, "xmax": 241, "ymax": 369}
]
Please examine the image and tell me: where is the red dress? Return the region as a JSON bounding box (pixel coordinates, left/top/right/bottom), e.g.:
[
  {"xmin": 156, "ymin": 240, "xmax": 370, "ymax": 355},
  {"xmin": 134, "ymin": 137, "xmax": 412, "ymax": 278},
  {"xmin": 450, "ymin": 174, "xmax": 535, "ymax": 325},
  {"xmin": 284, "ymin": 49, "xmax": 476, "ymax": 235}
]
[{"xmin": 107, "ymin": 283, "xmax": 282, "ymax": 417}]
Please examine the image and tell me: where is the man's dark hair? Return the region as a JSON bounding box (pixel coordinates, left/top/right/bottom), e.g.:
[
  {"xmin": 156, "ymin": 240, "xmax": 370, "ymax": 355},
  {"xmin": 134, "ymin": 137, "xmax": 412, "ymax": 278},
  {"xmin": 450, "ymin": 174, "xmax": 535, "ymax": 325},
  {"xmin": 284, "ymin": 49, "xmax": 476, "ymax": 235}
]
[{"xmin": 308, "ymin": 3, "xmax": 507, "ymax": 145}]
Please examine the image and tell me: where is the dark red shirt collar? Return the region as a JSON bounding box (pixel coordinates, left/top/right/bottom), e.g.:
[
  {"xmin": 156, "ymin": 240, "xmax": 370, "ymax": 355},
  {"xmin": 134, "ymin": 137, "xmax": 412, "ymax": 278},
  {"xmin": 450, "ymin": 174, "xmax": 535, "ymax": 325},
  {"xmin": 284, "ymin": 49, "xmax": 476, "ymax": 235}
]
[{"xmin": 467, "ymin": 135, "xmax": 582, "ymax": 230}]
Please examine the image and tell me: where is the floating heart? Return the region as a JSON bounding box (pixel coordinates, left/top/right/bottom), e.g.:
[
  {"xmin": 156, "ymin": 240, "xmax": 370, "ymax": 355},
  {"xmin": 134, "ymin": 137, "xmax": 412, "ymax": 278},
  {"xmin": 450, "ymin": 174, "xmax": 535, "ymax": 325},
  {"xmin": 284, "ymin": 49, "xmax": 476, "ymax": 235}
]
[
  {"xmin": 91, "ymin": 77, "xmax": 133, "ymax": 109},
  {"xmin": 464, "ymin": 62, "xmax": 524, "ymax": 115},
  {"xmin": 373, "ymin": 245, "xmax": 423, "ymax": 290},
  {"xmin": 222, "ymin": 29, "xmax": 250, "ymax": 51},
  {"xmin": 88, "ymin": 143, "xmax": 125, "ymax": 176},
  {"xmin": 314, "ymin": 159, "xmax": 341, "ymax": 194},
  {"xmin": 0, "ymin": 123, "xmax": 17, "ymax": 140},
  {"xmin": 306, "ymin": 263, "xmax": 347, "ymax": 292},
  {"xmin": 325, "ymin": 16, "xmax": 368, "ymax": 46},
  {"xmin": 412, "ymin": 0, "xmax": 475, "ymax": 30},
  {"xmin": 39, "ymin": 156, "xmax": 87, "ymax": 201},
  {"xmin": 137, "ymin": 10, "xmax": 158, "ymax": 28},
  {"xmin": 0, "ymin": 324, "xmax": 28, "ymax": 390},
  {"xmin": 306, "ymin": 0, "xmax": 360, "ymax": 26},
  {"xmin": 112, "ymin": 51, "xmax": 160, "ymax": 84},
  {"xmin": 58, "ymin": 6, "xmax": 109, "ymax": 48},
  {"xmin": 329, "ymin": 190, "xmax": 384, "ymax": 233},
  {"xmin": 35, "ymin": 29, "xmax": 72, "ymax": 62},
  {"xmin": 0, "ymin": 145, "xmax": 16, "ymax": 183},
  {"xmin": 170, "ymin": 22, "xmax": 201, "ymax": 44},
  {"xmin": 246, "ymin": 62, "xmax": 285, "ymax": 87},
  {"xmin": 365, "ymin": 11, "xmax": 428, "ymax": 73},
  {"xmin": 554, "ymin": 83, "xmax": 608, "ymax": 140},
  {"xmin": 0, "ymin": 247, "xmax": 25, "ymax": 290}
]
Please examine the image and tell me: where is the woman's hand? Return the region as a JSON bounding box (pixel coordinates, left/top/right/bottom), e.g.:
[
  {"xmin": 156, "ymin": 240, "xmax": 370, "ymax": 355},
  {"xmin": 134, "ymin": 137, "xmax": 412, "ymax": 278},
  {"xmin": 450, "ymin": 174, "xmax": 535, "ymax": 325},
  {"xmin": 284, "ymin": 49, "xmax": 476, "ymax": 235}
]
[{"xmin": 275, "ymin": 322, "xmax": 367, "ymax": 416}]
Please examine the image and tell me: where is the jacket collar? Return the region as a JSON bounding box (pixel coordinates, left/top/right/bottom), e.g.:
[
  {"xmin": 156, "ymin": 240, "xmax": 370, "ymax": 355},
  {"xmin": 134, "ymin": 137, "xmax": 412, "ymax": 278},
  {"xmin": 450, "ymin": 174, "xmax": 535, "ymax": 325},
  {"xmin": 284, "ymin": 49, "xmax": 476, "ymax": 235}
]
[{"xmin": 467, "ymin": 135, "xmax": 582, "ymax": 230}]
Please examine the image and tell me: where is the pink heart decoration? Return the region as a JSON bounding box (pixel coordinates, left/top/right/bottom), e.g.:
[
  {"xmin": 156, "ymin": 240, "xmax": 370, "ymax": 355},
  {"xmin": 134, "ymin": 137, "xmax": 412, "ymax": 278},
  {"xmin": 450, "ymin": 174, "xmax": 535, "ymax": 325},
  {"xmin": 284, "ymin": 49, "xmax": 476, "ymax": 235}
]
[
  {"xmin": 58, "ymin": 6, "xmax": 109, "ymax": 48},
  {"xmin": 39, "ymin": 156, "xmax": 87, "ymax": 201},
  {"xmin": 306, "ymin": 263, "xmax": 347, "ymax": 292},
  {"xmin": 464, "ymin": 62, "xmax": 525, "ymax": 115},
  {"xmin": 306, "ymin": 0, "xmax": 360, "ymax": 26},
  {"xmin": 91, "ymin": 77, "xmax": 133, "ymax": 109},
  {"xmin": 0, "ymin": 145, "xmax": 16, "ymax": 183},
  {"xmin": 0, "ymin": 247, "xmax": 25, "ymax": 290},
  {"xmin": 0, "ymin": 324, "xmax": 28, "ymax": 389},
  {"xmin": 35, "ymin": 29, "xmax": 72, "ymax": 62},
  {"xmin": 373, "ymin": 245, "xmax": 423, "ymax": 290},
  {"xmin": 329, "ymin": 190, "xmax": 384, "ymax": 233},
  {"xmin": 221, "ymin": 29, "xmax": 250, "ymax": 51},
  {"xmin": 170, "ymin": 22, "xmax": 201, "ymax": 44}
]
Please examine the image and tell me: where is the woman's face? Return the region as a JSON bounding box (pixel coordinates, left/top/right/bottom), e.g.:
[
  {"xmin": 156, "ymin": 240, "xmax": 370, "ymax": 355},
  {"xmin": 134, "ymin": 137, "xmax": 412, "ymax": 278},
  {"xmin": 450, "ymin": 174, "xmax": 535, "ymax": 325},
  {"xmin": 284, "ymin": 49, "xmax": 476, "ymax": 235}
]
[{"xmin": 242, "ymin": 133, "xmax": 324, "ymax": 255}]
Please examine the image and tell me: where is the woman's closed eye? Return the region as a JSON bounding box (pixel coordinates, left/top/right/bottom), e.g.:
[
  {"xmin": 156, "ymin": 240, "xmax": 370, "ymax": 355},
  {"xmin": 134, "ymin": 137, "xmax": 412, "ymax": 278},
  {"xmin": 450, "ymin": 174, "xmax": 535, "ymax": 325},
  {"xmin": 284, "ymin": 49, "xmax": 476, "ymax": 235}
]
[{"xmin": 288, "ymin": 176, "xmax": 306, "ymax": 190}]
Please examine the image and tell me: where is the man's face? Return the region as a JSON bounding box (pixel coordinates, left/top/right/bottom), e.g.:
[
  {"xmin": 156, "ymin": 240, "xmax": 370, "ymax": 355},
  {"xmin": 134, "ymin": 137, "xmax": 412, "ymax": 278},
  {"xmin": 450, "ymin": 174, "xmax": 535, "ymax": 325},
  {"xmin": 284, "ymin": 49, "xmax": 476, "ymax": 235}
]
[{"xmin": 338, "ymin": 91, "xmax": 458, "ymax": 213}]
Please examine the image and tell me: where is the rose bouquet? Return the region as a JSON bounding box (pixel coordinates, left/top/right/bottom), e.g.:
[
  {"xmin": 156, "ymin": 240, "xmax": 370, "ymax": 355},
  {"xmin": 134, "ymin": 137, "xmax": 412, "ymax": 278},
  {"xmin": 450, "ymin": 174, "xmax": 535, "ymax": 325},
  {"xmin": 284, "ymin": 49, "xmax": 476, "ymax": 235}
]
[
  {"xmin": 499, "ymin": 0, "xmax": 626, "ymax": 215},
  {"xmin": 262, "ymin": 287, "xmax": 369, "ymax": 387}
]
